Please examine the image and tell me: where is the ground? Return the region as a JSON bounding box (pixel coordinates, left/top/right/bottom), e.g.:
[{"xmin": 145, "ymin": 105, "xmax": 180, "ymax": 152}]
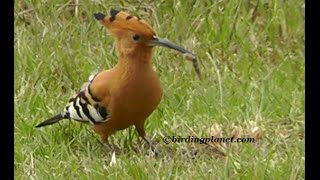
[{"xmin": 14, "ymin": 0, "xmax": 305, "ymax": 179}]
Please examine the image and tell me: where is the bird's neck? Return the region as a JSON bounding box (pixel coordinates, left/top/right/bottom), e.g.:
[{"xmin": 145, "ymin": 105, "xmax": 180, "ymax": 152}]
[{"xmin": 117, "ymin": 48, "xmax": 153, "ymax": 72}]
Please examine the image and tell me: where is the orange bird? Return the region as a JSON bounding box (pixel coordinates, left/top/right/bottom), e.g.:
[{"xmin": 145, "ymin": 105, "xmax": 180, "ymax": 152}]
[{"xmin": 36, "ymin": 9, "xmax": 200, "ymax": 151}]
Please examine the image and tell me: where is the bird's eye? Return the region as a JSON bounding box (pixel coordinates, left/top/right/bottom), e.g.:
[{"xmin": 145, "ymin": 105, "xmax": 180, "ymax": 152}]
[{"xmin": 132, "ymin": 34, "xmax": 140, "ymax": 41}]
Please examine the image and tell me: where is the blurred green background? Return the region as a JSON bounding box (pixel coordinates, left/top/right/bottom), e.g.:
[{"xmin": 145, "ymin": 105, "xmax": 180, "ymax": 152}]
[{"xmin": 14, "ymin": 0, "xmax": 305, "ymax": 179}]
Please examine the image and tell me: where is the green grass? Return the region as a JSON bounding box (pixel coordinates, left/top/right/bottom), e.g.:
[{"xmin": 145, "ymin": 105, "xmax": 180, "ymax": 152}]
[{"xmin": 14, "ymin": 0, "xmax": 305, "ymax": 179}]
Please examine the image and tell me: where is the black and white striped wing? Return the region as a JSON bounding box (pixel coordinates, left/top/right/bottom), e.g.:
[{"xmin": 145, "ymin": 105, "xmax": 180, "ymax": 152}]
[{"xmin": 62, "ymin": 75, "xmax": 110, "ymax": 124}]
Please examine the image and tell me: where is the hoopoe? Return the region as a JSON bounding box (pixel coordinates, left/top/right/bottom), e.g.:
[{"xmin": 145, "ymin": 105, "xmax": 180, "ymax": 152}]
[{"xmin": 36, "ymin": 9, "xmax": 200, "ymax": 151}]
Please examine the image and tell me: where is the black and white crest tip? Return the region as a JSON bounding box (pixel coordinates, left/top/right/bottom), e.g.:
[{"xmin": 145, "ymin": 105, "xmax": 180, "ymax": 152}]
[{"xmin": 94, "ymin": 13, "xmax": 106, "ymax": 20}]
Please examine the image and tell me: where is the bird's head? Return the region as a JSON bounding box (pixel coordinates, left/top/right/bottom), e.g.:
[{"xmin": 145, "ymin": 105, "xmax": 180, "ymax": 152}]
[{"xmin": 94, "ymin": 9, "xmax": 196, "ymax": 62}]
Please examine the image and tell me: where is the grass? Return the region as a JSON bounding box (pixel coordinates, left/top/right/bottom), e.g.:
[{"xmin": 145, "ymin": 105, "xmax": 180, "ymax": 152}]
[{"xmin": 14, "ymin": 0, "xmax": 305, "ymax": 179}]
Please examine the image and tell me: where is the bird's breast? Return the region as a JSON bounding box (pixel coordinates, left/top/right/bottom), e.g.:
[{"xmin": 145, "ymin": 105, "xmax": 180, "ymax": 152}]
[{"xmin": 110, "ymin": 68, "xmax": 163, "ymax": 121}]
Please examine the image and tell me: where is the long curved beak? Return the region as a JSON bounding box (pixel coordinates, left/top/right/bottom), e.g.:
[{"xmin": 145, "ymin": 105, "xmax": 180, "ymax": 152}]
[
  {"xmin": 150, "ymin": 36, "xmax": 202, "ymax": 80},
  {"xmin": 150, "ymin": 36, "xmax": 195, "ymax": 56}
]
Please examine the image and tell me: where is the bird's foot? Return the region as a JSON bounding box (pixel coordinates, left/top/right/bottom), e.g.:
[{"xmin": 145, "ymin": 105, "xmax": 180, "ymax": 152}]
[
  {"xmin": 104, "ymin": 142, "xmax": 113, "ymax": 151},
  {"xmin": 129, "ymin": 143, "xmax": 140, "ymax": 154},
  {"xmin": 99, "ymin": 141, "xmax": 114, "ymax": 152},
  {"xmin": 142, "ymin": 136, "xmax": 160, "ymax": 157}
]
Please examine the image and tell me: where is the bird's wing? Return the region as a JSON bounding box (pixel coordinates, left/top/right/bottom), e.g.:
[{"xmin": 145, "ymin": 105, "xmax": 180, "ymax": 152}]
[
  {"xmin": 36, "ymin": 71, "xmax": 112, "ymax": 128},
  {"xmin": 64, "ymin": 71, "xmax": 112, "ymax": 124}
]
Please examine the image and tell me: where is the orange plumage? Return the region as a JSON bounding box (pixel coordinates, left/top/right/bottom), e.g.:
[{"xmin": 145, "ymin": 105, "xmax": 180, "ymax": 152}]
[{"xmin": 36, "ymin": 9, "xmax": 200, "ymax": 152}]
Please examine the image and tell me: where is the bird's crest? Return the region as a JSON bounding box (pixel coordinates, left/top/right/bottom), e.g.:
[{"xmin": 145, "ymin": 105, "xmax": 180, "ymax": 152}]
[{"xmin": 94, "ymin": 9, "xmax": 156, "ymax": 39}]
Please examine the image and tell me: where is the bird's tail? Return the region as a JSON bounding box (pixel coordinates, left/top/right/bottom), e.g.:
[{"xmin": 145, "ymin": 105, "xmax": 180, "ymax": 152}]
[{"xmin": 35, "ymin": 114, "xmax": 65, "ymax": 128}]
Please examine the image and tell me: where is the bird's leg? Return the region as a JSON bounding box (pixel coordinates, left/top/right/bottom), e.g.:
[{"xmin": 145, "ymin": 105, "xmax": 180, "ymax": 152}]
[
  {"xmin": 103, "ymin": 141, "xmax": 113, "ymax": 151},
  {"xmin": 135, "ymin": 124, "xmax": 159, "ymax": 156},
  {"xmin": 99, "ymin": 134, "xmax": 114, "ymax": 152},
  {"xmin": 93, "ymin": 123, "xmax": 117, "ymax": 152},
  {"xmin": 123, "ymin": 131, "xmax": 140, "ymax": 153},
  {"xmin": 141, "ymin": 136, "xmax": 155, "ymax": 152},
  {"xmin": 129, "ymin": 143, "xmax": 140, "ymax": 154}
]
